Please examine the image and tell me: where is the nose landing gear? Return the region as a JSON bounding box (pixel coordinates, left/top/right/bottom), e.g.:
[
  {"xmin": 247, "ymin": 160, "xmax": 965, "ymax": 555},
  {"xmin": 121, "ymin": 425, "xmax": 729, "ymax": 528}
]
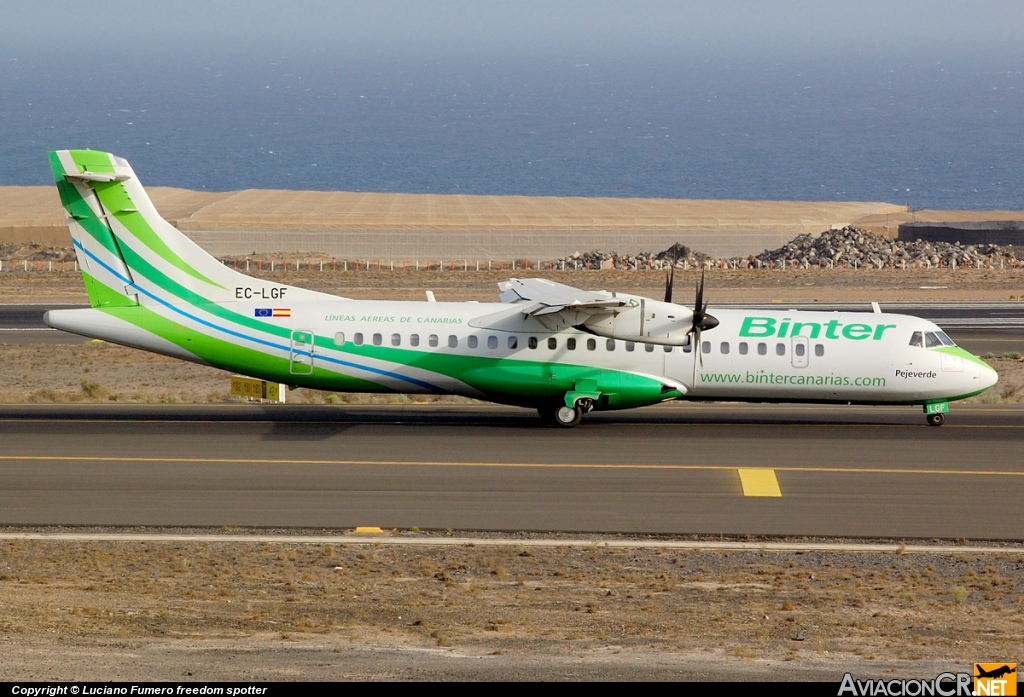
[{"xmin": 924, "ymin": 401, "xmax": 948, "ymax": 427}]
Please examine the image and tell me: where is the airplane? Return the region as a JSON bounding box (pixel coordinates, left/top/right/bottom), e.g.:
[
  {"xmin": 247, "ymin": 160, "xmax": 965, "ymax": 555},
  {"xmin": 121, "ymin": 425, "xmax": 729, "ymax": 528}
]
[
  {"xmin": 43, "ymin": 149, "xmax": 998, "ymax": 427},
  {"xmin": 975, "ymin": 665, "xmax": 1017, "ymax": 680}
]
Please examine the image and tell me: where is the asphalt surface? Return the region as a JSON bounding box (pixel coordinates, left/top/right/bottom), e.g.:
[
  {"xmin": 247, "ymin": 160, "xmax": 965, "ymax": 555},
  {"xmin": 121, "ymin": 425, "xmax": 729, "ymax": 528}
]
[
  {"xmin": 0, "ymin": 402, "xmax": 1020, "ymax": 539},
  {"xmin": 3, "ymin": 303, "xmax": 1024, "ymax": 353}
]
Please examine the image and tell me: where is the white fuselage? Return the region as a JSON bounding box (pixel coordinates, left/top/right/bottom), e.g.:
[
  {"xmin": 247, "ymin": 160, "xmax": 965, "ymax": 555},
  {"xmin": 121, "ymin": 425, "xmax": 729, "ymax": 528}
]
[{"xmin": 47, "ymin": 299, "xmax": 996, "ymax": 406}]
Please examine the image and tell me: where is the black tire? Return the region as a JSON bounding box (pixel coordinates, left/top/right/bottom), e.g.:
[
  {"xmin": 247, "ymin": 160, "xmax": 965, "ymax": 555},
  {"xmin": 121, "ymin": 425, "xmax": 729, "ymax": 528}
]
[
  {"xmin": 537, "ymin": 403, "xmax": 559, "ymax": 424},
  {"xmin": 553, "ymin": 404, "xmax": 584, "ymax": 428},
  {"xmin": 927, "ymin": 413, "xmax": 945, "ymax": 427}
]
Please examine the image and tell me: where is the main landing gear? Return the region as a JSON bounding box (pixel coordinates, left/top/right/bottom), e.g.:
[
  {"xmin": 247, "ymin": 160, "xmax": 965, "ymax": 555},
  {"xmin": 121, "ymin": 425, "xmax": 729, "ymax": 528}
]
[
  {"xmin": 926, "ymin": 413, "xmax": 945, "ymax": 427},
  {"xmin": 538, "ymin": 398, "xmax": 593, "ymax": 428}
]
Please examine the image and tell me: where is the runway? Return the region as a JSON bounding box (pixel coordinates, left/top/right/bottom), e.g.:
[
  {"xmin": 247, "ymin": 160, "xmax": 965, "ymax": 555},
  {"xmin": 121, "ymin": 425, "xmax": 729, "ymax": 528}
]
[
  {"xmin": 3, "ymin": 303, "xmax": 1024, "ymax": 353},
  {"xmin": 0, "ymin": 403, "xmax": 1020, "ymax": 539}
]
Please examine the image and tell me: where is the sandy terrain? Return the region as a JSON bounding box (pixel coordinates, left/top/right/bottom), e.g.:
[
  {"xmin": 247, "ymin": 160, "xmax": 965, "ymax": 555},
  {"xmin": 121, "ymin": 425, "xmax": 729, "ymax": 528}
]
[{"xmin": 0, "ymin": 535, "xmax": 1021, "ymax": 680}]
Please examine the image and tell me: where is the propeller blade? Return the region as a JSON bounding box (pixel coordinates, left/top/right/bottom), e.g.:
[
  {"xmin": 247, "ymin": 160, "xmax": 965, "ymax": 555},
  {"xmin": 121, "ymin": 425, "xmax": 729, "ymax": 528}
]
[
  {"xmin": 689, "ymin": 266, "xmax": 718, "ymax": 369},
  {"xmin": 695, "ymin": 326, "xmax": 703, "ymax": 368},
  {"xmin": 695, "ymin": 267, "xmax": 705, "ymax": 315},
  {"xmin": 664, "ymin": 253, "xmax": 677, "ymax": 303}
]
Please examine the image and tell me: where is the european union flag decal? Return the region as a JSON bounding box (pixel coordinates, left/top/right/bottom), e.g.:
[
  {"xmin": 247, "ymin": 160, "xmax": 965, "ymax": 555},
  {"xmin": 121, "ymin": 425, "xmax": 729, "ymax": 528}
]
[{"xmin": 254, "ymin": 308, "xmax": 272, "ymax": 317}]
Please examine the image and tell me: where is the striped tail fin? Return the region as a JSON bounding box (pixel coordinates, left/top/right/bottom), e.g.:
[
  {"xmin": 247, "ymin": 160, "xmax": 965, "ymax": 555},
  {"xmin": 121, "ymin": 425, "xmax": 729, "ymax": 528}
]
[{"xmin": 48, "ymin": 149, "xmax": 330, "ymax": 310}]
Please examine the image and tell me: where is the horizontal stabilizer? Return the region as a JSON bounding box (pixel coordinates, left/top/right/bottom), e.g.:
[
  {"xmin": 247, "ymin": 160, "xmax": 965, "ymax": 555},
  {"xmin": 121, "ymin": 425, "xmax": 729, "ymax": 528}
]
[{"xmin": 64, "ymin": 171, "xmax": 130, "ymax": 183}]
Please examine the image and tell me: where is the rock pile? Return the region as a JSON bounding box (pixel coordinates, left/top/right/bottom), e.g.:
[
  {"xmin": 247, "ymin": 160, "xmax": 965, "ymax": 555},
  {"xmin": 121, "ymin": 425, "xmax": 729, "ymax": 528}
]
[
  {"xmin": 555, "ymin": 227, "xmax": 1022, "ymax": 270},
  {"xmin": 557, "ymin": 243, "xmax": 709, "ymax": 270},
  {"xmin": 744, "ymin": 227, "xmax": 1021, "ymax": 269}
]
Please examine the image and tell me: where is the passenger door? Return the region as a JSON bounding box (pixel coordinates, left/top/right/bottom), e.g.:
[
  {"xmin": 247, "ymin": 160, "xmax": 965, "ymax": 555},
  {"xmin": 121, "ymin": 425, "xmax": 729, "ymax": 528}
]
[{"xmin": 290, "ymin": 330, "xmax": 315, "ymax": 374}]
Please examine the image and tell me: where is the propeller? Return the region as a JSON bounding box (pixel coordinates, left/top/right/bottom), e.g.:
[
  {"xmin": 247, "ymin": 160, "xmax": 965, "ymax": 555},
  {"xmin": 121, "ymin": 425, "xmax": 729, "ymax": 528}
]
[{"xmin": 689, "ymin": 267, "xmax": 719, "ymax": 366}]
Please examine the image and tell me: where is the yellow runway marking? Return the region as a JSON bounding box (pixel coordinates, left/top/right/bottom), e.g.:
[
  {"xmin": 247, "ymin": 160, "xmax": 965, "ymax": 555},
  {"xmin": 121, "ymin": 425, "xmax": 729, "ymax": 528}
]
[
  {"xmin": 738, "ymin": 469, "xmax": 782, "ymax": 497},
  {"xmin": 0, "ymin": 455, "xmax": 1022, "ymax": 478}
]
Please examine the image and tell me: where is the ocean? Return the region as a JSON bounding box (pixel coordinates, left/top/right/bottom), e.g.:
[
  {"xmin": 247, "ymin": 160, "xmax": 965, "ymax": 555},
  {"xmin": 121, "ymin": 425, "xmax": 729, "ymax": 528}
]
[{"xmin": 1, "ymin": 43, "xmax": 1022, "ymax": 209}]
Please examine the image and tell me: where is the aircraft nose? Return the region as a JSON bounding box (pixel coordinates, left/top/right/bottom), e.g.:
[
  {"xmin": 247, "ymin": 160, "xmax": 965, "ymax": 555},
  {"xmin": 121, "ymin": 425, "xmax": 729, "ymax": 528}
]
[{"xmin": 982, "ymin": 363, "xmax": 999, "ymax": 391}]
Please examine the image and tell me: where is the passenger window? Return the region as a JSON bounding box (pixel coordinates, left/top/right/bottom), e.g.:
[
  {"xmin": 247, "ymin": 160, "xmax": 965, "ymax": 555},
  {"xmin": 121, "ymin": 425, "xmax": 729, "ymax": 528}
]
[
  {"xmin": 354, "ymin": 332, "xmax": 364, "ymax": 346},
  {"xmin": 606, "ymin": 339, "xmax": 616, "ymax": 351},
  {"xmin": 334, "ymin": 332, "xmax": 345, "ymax": 346},
  {"xmin": 776, "ymin": 343, "xmax": 786, "ymax": 356},
  {"xmin": 410, "ymin": 334, "xmax": 420, "ymax": 347},
  {"xmin": 548, "ymin": 337, "xmax": 557, "ymax": 350},
  {"xmin": 664, "ymin": 345, "xmax": 672, "ymax": 353},
  {"xmin": 702, "ymin": 341, "xmax": 711, "ymax": 354},
  {"xmin": 391, "ymin": 333, "xmax": 401, "ymax": 347},
  {"xmin": 645, "ymin": 343, "xmax": 655, "ymax": 353},
  {"xmin": 814, "ymin": 344, "xmax": 824, "ymax": 357},
  {"xmin": 936, "ymin": 331, "xmax": 956, "ymax": 346},
  {"xmin": 720, "ymin": 342, "xmax": 729, "ymax": 355},
  {"xmin": 567, "ymin": 338, "xmax": 577, "ymax": 350},
  {"xmin": 625, "ymin": 341, "xmax": 635, "ymax": 352},
  {"xmin": 683, "ymin": 342, "xmax": 691, "ymax": 353},
  {"xmin": 372, "ymin": 333, "xmax": 382, "ymax": 346},
  {"xmin": 448, "ymin": 335, "xmax": 458, "ymax": 348},
  {"xmin": 468, "ymin": 335, "xmax": 478, "ymax": 349},
  {"xmin": 587, "ymin": 338, "xmax": 596, "ymax": 351},
  {"xmin": 487, "ymin": 335, "xmax": 498, "ymax": 349},
  {"xmin": 924, "ymin": 332, "xmax": 942, "ymax": 348},
  {"xmin": 757, "ymin": 342, "xmax": 767, "ymax": 355},
  {"xmin": 508, "ymin": 336, "xmax": 518, "ymax": 349},
  {"xmin": 528, "ymin": 336, "xmax": 538, "ymax": 349},
  {"xmin": 794, "ymin": 343, "xmax": 805, "ymax": 357},
  {"xmin": 738, "ymin": 342, "xmax": 748, "ymax": 355},
  {"xmin": 429, "ymin": 334, "xmax": 439, "ymax": 347},
  {"xmin": 909, "ymin": 331, "xmax": 923, "ymax": 348}
]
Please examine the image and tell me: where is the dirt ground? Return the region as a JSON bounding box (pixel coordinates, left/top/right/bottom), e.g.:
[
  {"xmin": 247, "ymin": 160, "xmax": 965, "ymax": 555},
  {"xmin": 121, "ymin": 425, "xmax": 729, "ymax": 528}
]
[{"xmin": 0, "ymin": 535, "xmax": 1021, "ymax": 681}]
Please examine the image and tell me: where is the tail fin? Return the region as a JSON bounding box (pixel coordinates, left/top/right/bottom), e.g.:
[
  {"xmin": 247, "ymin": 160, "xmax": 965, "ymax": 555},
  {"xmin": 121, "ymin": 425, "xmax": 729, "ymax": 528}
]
[{"xmin": 48, "ymin": 149, "xmax": 330, "ymax": 309}]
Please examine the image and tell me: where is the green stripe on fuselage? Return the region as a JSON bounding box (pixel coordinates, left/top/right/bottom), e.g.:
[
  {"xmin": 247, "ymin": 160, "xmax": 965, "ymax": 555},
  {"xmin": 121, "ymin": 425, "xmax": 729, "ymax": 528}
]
[
  {"xmin": 97, "ymin": 303, "xmax": 385, "ymax": 392},
  {"xmin": 95, "ymin": 231, "xmax": 675, "ymax": 407},
  {"xmin": 934, "ymin": 345, "xmax": 996, "ymax": 371}
]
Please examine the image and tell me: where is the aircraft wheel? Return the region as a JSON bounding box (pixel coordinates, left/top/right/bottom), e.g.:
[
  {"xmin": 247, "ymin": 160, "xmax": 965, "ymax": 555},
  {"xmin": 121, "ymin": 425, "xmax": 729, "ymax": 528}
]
[
  {"xmin": 927, "ymin": 413, "xmax": 945, "ymax": 427},
  {"xmin": 553, "ymin": 405, "xmax": 584, "ymax": 428}
]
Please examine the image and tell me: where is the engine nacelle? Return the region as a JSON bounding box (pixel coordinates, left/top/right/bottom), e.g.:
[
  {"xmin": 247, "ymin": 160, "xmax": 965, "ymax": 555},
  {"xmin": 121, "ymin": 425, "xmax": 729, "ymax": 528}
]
[{"xmin": 581, "ymin": 298, "xmax": 694, "ymax": 346}]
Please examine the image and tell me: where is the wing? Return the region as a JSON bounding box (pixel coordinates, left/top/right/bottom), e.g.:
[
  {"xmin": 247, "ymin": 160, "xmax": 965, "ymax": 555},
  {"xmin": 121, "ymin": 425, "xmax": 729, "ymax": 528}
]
[{"xmin": 498, "ymin": 278, "xmax": 634, "ymax": 330}]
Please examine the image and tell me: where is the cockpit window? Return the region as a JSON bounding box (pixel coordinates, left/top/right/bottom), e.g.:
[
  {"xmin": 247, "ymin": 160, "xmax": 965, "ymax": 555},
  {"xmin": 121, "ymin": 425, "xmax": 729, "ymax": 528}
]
[
  {"xmin": 909, "ymin": 331, "xmax": 923, "ymax": 348},
  {"xmin": 936, "ymin": 331, "xmax": 956, "ymax": 346},
  {"xmin": 924, "ymin": 332, "xmax": 943, "ymax": 348}
]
